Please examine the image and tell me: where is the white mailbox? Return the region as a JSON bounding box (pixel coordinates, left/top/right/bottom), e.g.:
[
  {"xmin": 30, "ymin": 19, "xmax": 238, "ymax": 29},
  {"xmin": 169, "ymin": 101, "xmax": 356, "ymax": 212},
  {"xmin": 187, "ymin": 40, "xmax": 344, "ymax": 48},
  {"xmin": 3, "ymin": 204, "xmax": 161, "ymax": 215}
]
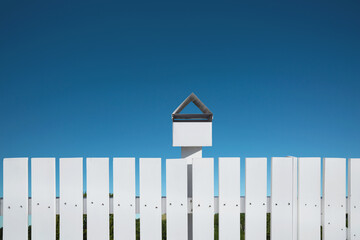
[{"xmin": 172, "ymin": 93, "xmax": 213, "ymax": 147}]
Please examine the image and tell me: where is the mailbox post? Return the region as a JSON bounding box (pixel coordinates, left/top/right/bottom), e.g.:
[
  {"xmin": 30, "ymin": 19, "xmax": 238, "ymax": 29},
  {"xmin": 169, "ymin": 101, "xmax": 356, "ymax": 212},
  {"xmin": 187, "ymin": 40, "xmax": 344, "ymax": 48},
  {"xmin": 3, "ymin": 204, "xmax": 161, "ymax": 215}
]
[{"xmin": 172, "ymin": 93, "xmax": 213, "ymax": 240}]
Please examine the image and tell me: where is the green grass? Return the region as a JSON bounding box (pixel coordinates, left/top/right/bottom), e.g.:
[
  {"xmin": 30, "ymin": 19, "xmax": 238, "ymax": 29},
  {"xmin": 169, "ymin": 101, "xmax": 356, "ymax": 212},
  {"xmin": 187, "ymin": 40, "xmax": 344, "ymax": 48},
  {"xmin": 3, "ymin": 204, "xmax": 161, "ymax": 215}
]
[{"xmin": 0, "ymin": 213, "xmax": 348, "ymax": 239}]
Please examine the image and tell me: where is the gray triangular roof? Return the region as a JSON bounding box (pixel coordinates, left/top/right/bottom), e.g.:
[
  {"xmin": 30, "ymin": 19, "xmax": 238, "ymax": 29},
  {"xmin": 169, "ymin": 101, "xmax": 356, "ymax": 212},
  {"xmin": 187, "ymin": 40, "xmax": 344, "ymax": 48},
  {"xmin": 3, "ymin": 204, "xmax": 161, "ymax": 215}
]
[{"xmin": 172, "ymin": 93, "xmax": 213, "ymax": 122}]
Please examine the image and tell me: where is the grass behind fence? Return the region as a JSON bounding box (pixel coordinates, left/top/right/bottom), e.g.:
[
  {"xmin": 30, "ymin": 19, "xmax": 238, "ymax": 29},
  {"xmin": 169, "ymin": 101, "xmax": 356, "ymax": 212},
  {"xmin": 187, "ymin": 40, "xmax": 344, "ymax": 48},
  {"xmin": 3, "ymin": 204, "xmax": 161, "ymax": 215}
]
[{"xmin": 0, "ymin": 213, "xmax": 348, "ymax": 239}]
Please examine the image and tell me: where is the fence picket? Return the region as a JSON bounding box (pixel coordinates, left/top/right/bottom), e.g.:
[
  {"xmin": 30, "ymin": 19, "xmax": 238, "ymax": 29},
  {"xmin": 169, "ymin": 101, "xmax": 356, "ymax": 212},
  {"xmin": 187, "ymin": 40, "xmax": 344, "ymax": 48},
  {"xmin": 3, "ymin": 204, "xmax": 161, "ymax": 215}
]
[
  {"xmin": 3, "ymin": 158, "xmax": 28, "ymax": 240},
  {"xmin": 219, "ymin": 157, "xmax": 240, "ymax": 240},
  {"xmin": 298, "ymin": 157, "xmax": 321, "ymax": 240},
  {"xmin": 113, "ymin": 158, "xmax": 136, "ymax": 240},
  {"xmin": 271, "ymin": 157, "xmax": 293, "ymax": 240},
  {"xmin": 31, "ymin": 158, "xmax": 56, "ymax": 240},
  {"xmin": 193, "ymin": 158, "xmax": 214, "ymax": 240},
  {"xmin": 323, "ymin": 158, "xmax": 346, "ymax": 240},
  {"xmin": 140, "ymin": 158, "xmax": 162, "ymax": 240},
  {"xmin": 87, "ymin": 158, "xmax": 110, "ymax": 240},
  {"xmin": 59, "ymin": 158, "xmax": 83, "ymax": 240},
  {"xmin": 245, "ymin": 157, "xmax": 267, "ymax": 240},
  {"xmin": 349, "ymin": 158, "xmax": 360, "ymax": 240},
  {"xmin": 166, "ymin": 159, "xmax": 188, "ymax": 240}
]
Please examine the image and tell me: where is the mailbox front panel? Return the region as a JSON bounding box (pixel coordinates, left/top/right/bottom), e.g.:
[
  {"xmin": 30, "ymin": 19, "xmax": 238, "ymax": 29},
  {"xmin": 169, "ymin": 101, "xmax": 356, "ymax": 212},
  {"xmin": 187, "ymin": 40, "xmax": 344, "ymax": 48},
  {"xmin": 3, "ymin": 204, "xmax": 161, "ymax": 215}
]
[{"xmin": 173, "ymin": 122, "xmax": 212, "ymax": 147}]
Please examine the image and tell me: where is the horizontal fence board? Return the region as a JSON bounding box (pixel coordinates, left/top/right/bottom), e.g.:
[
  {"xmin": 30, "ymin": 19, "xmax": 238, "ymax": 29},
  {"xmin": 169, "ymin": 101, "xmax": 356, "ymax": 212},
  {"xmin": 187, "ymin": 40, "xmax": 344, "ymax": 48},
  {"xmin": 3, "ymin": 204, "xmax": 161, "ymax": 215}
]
[
  {"xmin": 298, "ymin": 157, "xmax": 321, "ymax": 240},
  {"xmin": 3, "ymin": 158, "xmax": 28, "ymax": 240},
  {"xmin": 31, "ymin": 158, "xmax": 56, "ymax": 240},
  {"xmin": 87, "ymin": 158, "xmax": 109, "ymax": 240},
  {"xmin": 193, "ymin": 158, "xmax": 214, "ymax": 240},
  {"xmin": 60, "ymin": 158, "xmax": 83, "ymax": 240},
  {"xmin": 0, "ymin": 196, "xmax": 354, "ymax": 215},
  {"xmin": 140, "ymin": 158, "xmax": 162, "ymax": 240},
  {"xmin": 113, "ymin": 158, "xmax": 136, "ymax": 240},
  {"xmin": 245, "ymin": 157, "xmax": 267, "ymax": 240},
  {"xmin": 0, "ymin": 196, "xmax": 278, "ymax": 216},
  {"xmin": 219, "ymin": 157, "xmax": 240, "ymax": 240},
  {"xmin": 271, "ymin": 157, "xmax": 293, "ymax": 240},
  {"xmin": 166, "ymin": 159, "xmax": 188, "ymax": 240},
  {"xmin": 323, "ymin": 158, "xmax": 346, "ymax": 240}
]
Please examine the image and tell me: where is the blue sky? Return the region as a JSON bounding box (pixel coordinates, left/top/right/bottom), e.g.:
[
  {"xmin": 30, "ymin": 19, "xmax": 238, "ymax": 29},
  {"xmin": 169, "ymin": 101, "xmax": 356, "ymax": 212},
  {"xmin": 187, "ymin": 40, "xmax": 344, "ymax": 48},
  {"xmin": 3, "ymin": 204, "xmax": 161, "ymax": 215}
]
[{"xmin": 0, "ymin": 0, "xmax": 360, "ymax": 203}]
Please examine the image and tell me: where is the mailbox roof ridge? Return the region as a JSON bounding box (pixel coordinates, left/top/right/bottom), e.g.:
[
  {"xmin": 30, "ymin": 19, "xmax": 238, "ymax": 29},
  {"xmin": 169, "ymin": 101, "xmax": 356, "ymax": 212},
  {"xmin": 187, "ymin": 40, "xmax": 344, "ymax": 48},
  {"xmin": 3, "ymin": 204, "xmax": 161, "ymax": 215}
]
[{"xmin": 172, "ymin": 93, "xmax": 213, "ymax": 121}]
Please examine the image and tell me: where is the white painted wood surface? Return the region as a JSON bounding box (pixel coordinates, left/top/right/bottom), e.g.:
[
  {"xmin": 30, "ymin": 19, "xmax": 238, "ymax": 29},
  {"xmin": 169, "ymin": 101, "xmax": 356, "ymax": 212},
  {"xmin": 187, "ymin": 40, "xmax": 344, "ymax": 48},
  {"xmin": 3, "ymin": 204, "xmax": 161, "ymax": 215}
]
[
  {"xmin": 140, "ymin": 158, "xmax": 162, "ymax": 240},
  {"xmin": 193, "ymin": 158, "xmax": 214, "ymax": 240},
  {"xmin": 219, "ymin": 157, "xmax": 240, "ymax": 240},
  {"xmin": 31, "ymin": 158, "xmax": 56, "ymax": 240},
  {"xmin": 298, "ymin": 157, "xmax": 321, "ymax": 240},
  {"xmin": 166, "ymin": 159, "xmax": 188, "ymax": 240},
  {"xmin": 3, "ymin": 155, "xmax": 360, "ymax": 240},
  {"xmin": 291, "ymin": 157, "xmax": 298, "ymax": 240},
  {"xmin": 323, "ymin": 158, "xmax": 346, "ymax": 240},
  {"xmin": 349, "ymin": 158, "xmax": 360, "ymax": 240},
  {"xmin": 87, "ymin": 158, "xmax": 109, "ymax": 240},
  {"xmin": 173, "ymin": 122, "xmax": 212, "ymax": 147},
  {"xmin": 60, "ymin": 158, "xmax": 83, "ymax": 240},
  {"xmin": 3, "ymin": 158, "xmax": 29, "ymax": 240},
  {"xmin": 245, "ymin": 157, "xmax": 267, "ymax": 240},
  {"xmin": 113, "ymin": 158, "xmax": 136, "ymax": 240},
  {"xmin": 271, "ymin": 157, "xmax": 293, "ymax": 240}
]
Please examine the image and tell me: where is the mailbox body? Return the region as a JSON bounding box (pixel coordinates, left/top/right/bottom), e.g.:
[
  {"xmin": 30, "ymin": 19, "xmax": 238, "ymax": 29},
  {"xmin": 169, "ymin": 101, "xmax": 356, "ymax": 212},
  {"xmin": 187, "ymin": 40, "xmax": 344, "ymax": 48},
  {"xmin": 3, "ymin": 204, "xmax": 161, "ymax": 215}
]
[{"xmin": 172, "ymin": 122, "xmax": 212, "ymax": 147}]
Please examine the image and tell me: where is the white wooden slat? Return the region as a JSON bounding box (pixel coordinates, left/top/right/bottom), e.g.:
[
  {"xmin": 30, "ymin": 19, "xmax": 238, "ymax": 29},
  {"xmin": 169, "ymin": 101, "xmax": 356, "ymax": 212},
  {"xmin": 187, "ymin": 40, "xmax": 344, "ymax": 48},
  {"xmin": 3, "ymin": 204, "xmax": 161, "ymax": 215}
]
[
  {"xmin": 349, "ymin": 158, "xmax": 360, "ymax": 240},
  {"xmin": 271, "ymin": 157, "xmax": 293, "ymax": 240},
  {"xmin": 31, "ymin": 157, "xmax": 56, "ymax": 240},
  {"xmin": 166, "ymin": 159, "xmax": 188, "ymax": 240},
  {"xmin": 113, "ymin": 158, "xmax": 136, "ymax": 240},
  {"xmin": 245, "ymin": 157, "xmax": 267, "ymax": 240},
  {"xmin": 193, "ymin": 158, "xmax": 214, "ymax": 240},
  {"xmin": 60, "ymin": 158, "xmax": 83, "ymax": 240},
  {"xmin": 291, "ymin": 157, "xmax": 298, "ymax": 240},
  {"xmin": 219, "ymin": 157, "xmax": 240, "ymax": 240},
  {"xmin": 87, "ymin": 158, "xmax": 109, "ymax": 240},
  {"xmin": 140, "ymin": 158, "xmax": 162, "ymax": 240},
  {"xmin": 298, "ymin": 157, "xmax": 321, "ymax": 240},
  {"xmin": 323, "ymin": 158, "xmax": 346, "ymax": 240},
  {"xmin": 3, "ymin": 158, "xmax": 29, "ymax": 240}
]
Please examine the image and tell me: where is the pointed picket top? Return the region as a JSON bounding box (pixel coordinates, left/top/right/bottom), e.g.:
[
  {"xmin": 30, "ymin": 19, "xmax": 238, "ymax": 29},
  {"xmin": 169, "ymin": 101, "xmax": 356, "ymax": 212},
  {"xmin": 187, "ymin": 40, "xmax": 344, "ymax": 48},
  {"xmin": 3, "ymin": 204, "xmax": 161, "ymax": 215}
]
[{"xmin": 172, "ymin": 93, "xmax": 213, "ymax": 122}]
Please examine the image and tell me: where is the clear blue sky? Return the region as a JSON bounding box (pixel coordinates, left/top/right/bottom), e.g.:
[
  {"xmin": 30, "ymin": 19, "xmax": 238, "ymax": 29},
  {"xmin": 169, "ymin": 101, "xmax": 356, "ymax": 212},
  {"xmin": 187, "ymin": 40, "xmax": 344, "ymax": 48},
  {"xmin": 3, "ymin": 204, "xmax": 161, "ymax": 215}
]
[{"xmin": 1, "ymin": 0, "xmax": 360, "ymax": 200}]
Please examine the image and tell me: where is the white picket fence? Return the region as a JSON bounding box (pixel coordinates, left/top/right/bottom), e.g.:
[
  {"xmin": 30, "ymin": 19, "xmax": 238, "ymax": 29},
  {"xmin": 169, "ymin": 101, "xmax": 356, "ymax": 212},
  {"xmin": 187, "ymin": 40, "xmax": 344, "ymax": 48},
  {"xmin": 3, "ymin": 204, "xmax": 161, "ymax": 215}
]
[{"xmin": 1, "ymin": 157, "xmax": 360, "ymax": 240}]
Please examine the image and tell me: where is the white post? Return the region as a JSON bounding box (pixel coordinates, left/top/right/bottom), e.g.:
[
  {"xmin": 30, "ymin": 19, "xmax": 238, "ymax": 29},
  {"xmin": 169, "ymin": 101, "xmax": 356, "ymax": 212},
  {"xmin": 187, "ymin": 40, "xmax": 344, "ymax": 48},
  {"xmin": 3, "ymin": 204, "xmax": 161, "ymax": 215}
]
[
  {"xmin": 181, "ymin": 147, "xmax": 202, "ymax": 160},
  {"xmin": 172, "ymin": 93, "xmax": 213, "ymax": 240},
  {"xmin": 181, "ymin": 147, "xmax": 202, "ymax": 240}
]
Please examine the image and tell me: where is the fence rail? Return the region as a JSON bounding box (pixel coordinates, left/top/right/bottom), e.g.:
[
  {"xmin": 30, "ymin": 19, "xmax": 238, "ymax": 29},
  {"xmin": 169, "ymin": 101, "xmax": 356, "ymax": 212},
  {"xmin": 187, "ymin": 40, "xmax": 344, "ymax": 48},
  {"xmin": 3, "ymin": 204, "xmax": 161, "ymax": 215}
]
[
  {"xmin": 2, "ymin": 157, "xmax": 360, "ymax": 240},
  {"xmin": 0, "ymin": 196, "xmax": 353, "ymax": 215}
]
